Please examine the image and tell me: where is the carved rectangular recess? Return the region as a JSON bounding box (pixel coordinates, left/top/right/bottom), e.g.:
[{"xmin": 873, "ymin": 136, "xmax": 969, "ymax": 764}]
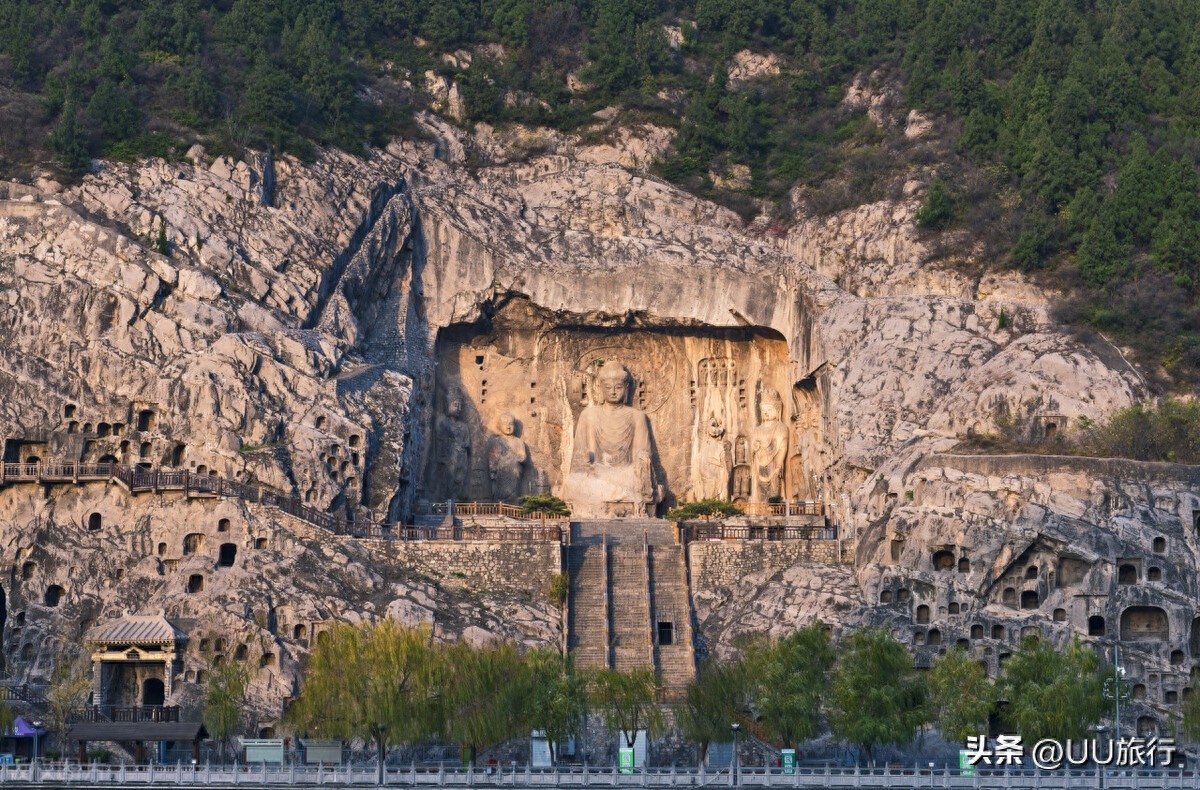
[{"xmin": 422, "ymin": 299, "xmax": 808, "ymax": 507}]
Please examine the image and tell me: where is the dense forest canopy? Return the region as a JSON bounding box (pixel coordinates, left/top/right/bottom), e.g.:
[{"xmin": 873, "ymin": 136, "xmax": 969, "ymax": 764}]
[{"xmin": 2, "ymin": 0, "xmax": 1199, "ymax": 382}]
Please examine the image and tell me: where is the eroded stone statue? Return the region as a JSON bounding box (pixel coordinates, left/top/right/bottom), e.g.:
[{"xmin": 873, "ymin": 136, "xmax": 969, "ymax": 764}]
[
  {"xmin": 693, "ymin": 409, "xmax": 731, "ymax": 500},
  {"xmin": 487, "ymin": 413, "xmax": 529, "ymax": 502},
  {"xmin": 563, "ymin": 362, "xmax": 656, "ymax": 517},
  {"xmin": 751, "ymin": 387, "xmax": 788, "ymax": 501},
  {"xmin": 434, "ymin": 389, "xmax": 472, "ymax": 497},
  {"xmin": 732, "ymin": 435, "xmax": 751, "ymax": 501}
]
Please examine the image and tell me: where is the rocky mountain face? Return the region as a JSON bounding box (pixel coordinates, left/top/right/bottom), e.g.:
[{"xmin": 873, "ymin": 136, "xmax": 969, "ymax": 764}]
[{"xmin": 0, "ymin": 112, "xmax": 1183, "ymax": 736}]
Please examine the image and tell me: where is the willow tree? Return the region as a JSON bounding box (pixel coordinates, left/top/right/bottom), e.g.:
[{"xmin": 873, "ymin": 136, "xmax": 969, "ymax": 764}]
[
  {"xmin": 589, "ymin": 668, "xmax": 664, "ymax": 749},
  {"xmin": 287, "ymin": 621, "xmax": 442, "ymax": 784},
  {"xmin": 202, "ymin": 659, "xmax": 250, "ymax": 763},
  {"xmin": 829, "ymin": 628, "xmax": 928, "ymax": 766},
  {"xmin": 524, "ymin": 650, "xmax": 588, "ymax": 765},
  {"xmin": 996, "ymin": 635, "xmax": 1104, "ymax": 743},
  {"xmin": 46, "ymin": 656, "xmax": 92, "ymax": 753},
  {"xmin": 747, "ymin": 624, "xmax": 835, "ymax": 749},
  {"xmin": 929, "ymin": 647, "xmax": 994, "ymax": 743},
  {"xmin": 677, "ymin": 657, "xmax": 748, "ymax": 763},
  {"xmin": 442, "ymin": 640, "xmax": 530, "ymax": 765}
]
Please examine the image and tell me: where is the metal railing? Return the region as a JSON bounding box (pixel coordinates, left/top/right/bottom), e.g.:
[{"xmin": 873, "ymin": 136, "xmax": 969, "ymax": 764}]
[
  {"xmin": 0, "ymin": 762, "xmax": 1191, "ymax": 788},
  {"xmin": 395, "ymin": 525, "xmax": 565, "ymax": 543},
  {"xmin": 643, "ymin": 531, "xmax": 655, "ymax": 669},
  {"xmin": 0, "ymin": 463, "xmax": 565, "ymax": 543},
  {"xmin": 678, "ymin": 524, "xmax": 839, "ymax": 543}
]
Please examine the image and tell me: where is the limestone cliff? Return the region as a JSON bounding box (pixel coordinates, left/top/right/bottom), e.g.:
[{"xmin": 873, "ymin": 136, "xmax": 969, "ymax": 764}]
[{"xmin": 0, "ymin": 112, "xmax": 1177, "ymax": 735}]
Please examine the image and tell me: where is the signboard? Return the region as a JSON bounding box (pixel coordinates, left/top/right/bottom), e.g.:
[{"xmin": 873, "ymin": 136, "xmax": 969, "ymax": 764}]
[
  {"xmin": 239, "ymin": 738, "xmax": 285, "ymax": 765},
  {"xmin": 618, "ymin": 748, "xmax": 635, "ymax": 774},
  {"xmin": 781, "ymin": 749, "xmax": 796, "ymax": 775},
  {"xmin": 959, "ymin": 751, "xmax": 974, "ymax": 777},
  {"xmin": 300, "ymin": 740, "xmax": 343, "ymax": 766}
]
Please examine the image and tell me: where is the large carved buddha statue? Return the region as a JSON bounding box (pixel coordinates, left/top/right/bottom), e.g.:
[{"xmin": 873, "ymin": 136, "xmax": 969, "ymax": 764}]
[{"xmin": 563, "ymin": 362, "xmax": 656, "ymax": 517}]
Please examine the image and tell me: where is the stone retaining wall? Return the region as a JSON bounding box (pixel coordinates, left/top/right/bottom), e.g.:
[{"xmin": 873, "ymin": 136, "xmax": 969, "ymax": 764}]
[
  {"xmin": 688, "ymin": 539, "xmax": 854, "ymax": 591},
  {"xmin": 375, "ymin": 540, "xmax": 563, "ymax": 601}
]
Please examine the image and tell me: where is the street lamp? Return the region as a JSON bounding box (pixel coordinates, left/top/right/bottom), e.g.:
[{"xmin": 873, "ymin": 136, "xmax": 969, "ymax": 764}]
[
  {"xmin": 730, "ymin": 723, "xmax": 740, "ymax": 787},
  {"xmin": 31, "ymin": 721, "xmax": 42, "ymax": 764}
]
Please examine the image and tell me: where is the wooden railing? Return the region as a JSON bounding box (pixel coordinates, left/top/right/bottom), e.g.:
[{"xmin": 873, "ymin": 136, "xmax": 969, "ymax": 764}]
[
  {"xmin": 426, "ymin": 501, "xmax": 571, "ymax": 522},
  {"xmin": 739, "ymin": 500, "xmax": 824, "ymax": 517},
  {"xmin": 0, "ymin": 683, "xmax": 48, "ymax": 705},
  {"xmin": 678, "ymin": 523, "xmax": 839, "ymax": 543},
  {"xmin": 72, "ymin": 705, "xmax": 181, "ymax": 724},
  {"xmin": 0, "ymin": 463, "xmax": 564, "ymax": 543}
]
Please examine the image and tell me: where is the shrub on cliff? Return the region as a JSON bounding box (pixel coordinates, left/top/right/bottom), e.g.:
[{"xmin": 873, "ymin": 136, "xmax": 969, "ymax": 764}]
[
  {"xmin": 666, "ymin": 498, "xmax": 743, "ymax": 521},
  {"xmin": 519, "ymin": 493, "xmax": 571, "ymax": 517}
]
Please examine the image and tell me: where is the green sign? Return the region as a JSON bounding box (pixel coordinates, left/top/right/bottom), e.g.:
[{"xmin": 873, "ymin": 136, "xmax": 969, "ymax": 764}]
[
  {"xmin": 959, "ymin": 751, "xmax": 974, "ymax": 777},
  {"xmin": 781, "ymin": 749, "xmax": 796, "ymax": 775},
  {"xmin": 619, "ymin": 748, "xmax": 635, "ymax": 774}
]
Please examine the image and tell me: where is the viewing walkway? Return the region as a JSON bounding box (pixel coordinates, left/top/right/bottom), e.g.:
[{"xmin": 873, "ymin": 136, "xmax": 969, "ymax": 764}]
[{"xmin": 0, "ymin": 463, "xmax": 565, "ymax": 543}]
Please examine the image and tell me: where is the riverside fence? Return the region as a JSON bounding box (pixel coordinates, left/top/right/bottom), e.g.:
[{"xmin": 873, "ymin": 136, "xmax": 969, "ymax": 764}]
[{"xmin": 0, "ymin": 763, "xmax": 1193, "ymax": 788}]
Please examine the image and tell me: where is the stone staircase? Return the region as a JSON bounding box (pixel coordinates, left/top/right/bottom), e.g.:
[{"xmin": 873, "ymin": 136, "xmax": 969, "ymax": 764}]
[
  {"xmin": 566, "ymin": 540, "xmax": 609, "ymax": 670},
  {"xmin": 565, "ymin": 519, "xmax": 696, "ymax": 690},
  {"xmin": 649, "ymin": 543, "xmax": 696, "ymax": 692},
  {"xmin": 610, "ymin": 543, "xmax": 653, "ymax": 672}
]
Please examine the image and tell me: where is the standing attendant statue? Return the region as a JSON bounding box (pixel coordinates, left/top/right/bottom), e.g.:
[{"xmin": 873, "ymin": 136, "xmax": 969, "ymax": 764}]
[
  {"xmin": 751, "ymin": 387, "xmax": 788, "ymax": 501},
  {"xmin": 694, "ymin": 409, "xmax": 732, "ymax": 500},
  {"xmin": 434, "ymin": 389, "xmax": 472, "ymax": 498}
]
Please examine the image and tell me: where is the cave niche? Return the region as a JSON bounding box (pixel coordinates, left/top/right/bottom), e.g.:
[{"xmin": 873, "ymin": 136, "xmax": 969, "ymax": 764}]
[{"xmin": 423, "ymin": 299, "xmax": 811, "ymax": 513}]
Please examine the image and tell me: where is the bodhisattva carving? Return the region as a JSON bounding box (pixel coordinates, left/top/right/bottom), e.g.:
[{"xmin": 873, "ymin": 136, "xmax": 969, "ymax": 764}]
[
  {"xmin": 732, "ymin": 435, "xmax": 751, "ymax": 501},
  {"xmin": 435, "ymin": 389, "xmax": 472, "ymax": 497},
  {"xmin": 694, "ymin": 409, "xmax": 732, "ymax": 500},
  {"xmin": 563, "ymin": 362, "xmax": 656, "ymax": 517},
  {"xmin": 751, "ymin": 387, "xmax": 788, "ymax": 501},
  {"xmin": 487, "ymin": 413, "xmax": 529, "ymax": 502}
]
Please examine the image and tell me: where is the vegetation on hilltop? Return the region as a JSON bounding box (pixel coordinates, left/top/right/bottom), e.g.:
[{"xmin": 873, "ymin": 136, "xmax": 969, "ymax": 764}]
[{"xmin": 2, "ymin": 0, "xmax": 1200, "ymax": 380}]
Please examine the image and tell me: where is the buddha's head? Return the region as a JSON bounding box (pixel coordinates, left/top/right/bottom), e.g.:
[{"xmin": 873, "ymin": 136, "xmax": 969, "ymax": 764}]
[
  {"xmin": 597, "ymin": 364, "xmax": 632, "ymax": 406},
  {"xmin": 498, "ymin": 413, "xmax": 517, "ymax": 436}
]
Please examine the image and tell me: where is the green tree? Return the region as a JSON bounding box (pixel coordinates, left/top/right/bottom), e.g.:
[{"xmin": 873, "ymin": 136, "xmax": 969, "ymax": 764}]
[
  {"xmin": 287, "ymin": 620, "xmax": 443, "ymax": 785},
  {"xmin": 747, "ymin": 624, "xmax": 834, "ymax": 748},
  {"xmin": 829, "ymin": 628, "xmax": 927, "ymax": 765},
  {"xmin": 45, "ymin": 656, "xmax": 92, "ymax": 752},
  {"xmin": 589, "ymin": 667, "xmax": 664, "ymax": 749},
  {"xmin": 1182, "ymin": 682, "xmax": 1200, "ymax": 742},
  {"xmin": 677, "ymin": 658, "xmax": 749, "ymax": 763},
  {"xmin": 915, "ymin": 180, "xmax": 955, "ymax": 230},
  {"xmin": 0, "ymin": 700, "xmax": 13, "ymax": 738},
  {"xmin": 524, "ymin": 651, "xmax": 588, "ymax": 765},
  {"xmin": 442, "ymin": 640, "xmax": 529, "ymax": 764},
  {"xmin": 47, "ymin": 104, "xmax": 90, "ymax": 171},
  {"xmin": 202, "ymin": 658, "xmax": 250, "ymax": 762},
  {"xmin": 996, "ymin": 636, "xmax": 1104, "ymax": 742},
  {"xmin": 928, "ymin": 647, "xmax": 994, "ymax": 742}
]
